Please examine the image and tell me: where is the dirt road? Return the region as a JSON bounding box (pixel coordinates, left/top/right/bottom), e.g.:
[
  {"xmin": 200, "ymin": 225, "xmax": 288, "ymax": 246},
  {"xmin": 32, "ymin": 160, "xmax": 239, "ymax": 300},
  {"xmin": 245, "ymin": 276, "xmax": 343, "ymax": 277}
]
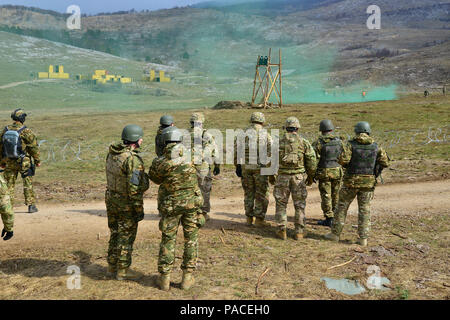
[{"xmin": 0, "ymin": 180, "xmax": 449, "ymax": 300}]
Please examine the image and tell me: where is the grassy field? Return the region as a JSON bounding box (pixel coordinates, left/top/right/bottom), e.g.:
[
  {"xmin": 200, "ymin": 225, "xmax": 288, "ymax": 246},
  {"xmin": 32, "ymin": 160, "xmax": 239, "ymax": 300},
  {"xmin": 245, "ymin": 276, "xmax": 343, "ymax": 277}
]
[{"xmin": 0, "ymin": 93, "xmax": 447, "ymax": 205}]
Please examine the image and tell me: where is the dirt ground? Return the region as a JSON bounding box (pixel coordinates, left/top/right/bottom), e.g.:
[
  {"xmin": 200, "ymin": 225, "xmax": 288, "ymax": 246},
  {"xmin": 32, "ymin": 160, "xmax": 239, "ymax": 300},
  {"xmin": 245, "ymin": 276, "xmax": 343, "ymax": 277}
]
[{"xmin": 0, "ymin": 180, "xmax": 449, "ymax": 300}]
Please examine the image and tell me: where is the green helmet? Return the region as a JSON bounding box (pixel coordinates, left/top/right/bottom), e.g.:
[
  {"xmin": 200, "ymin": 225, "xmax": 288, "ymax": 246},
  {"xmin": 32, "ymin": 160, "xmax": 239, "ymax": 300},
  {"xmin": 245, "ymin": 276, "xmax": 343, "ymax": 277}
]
[
  {"xmin": 190, "ymin": 112, "xmax": 205, "ymax": 124},
  {"xmin": 319, "ymin": 119, "xmax": 334, "ymax": 132},
  {"xmin": 160, "ymin": 115, "xmax": 174, "ymax": 127},
  {"xmin": 250, "ymin": 112, "xmax": 265, "ymax": 124},
  {"xmin": 122, "ymin": 124, "xmax": 144, "ymax": 142},
  {"xmin": 11, "ymin": 108, "xmax": 27, "ymax": 123},
  {"xmin": 162, "ymin": 126, "xmax": 183, "ymax": 144},
  {"xmin": 354, "ymin": 121, "xmax": 371, "ymax": 135},
  {"xmin": 285, "ymin": 116, "xmax": 300, "ymax": 129}
]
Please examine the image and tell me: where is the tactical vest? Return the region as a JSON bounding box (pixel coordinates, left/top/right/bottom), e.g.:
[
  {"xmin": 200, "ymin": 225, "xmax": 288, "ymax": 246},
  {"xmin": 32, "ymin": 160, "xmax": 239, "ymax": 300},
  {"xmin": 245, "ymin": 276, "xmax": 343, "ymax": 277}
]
[
  {"xmin": 347, "ymin": 141, "xmax": 378, "ymax": 175},
  {"xmin": 2, "ymin": 126, "xmax": 27, "ymax": 159},
  {"xmin": 318, "ymin": 138, "xmax": 342, "ymax": 169},
  {"xmin": 280, "ymin": 133, "xmax": 304, "ymax": 169},
  {"xmin": 106, "ymin": 151, "xmax": 133, "ymax": 195}
]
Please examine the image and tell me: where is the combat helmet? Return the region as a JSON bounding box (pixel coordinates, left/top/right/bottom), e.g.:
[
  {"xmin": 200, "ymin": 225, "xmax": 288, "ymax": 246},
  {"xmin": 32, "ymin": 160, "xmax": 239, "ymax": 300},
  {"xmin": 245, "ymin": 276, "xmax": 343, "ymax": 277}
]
[
  {"xmin": 162, "ymin": 126, "xmax": 184, "ymax": 145},
  {"xmin": 319, "ymin": 119, "xmax": 334, "ymax": 132},
  {"xmin": 354, "ymin": 121, "xmax": 371, "ymax": 135},
  {"xmin": 285, "ymin": 116, "xmax": 300, "ymax": 129},
  {"xmin": 160, "ymin": 115, "xmax": 174, "ymax": 127},
  {"xmin": 11, "ymin": 108, "xmax": 27, "ymax": 123},
  {"xmin": 122, "ymin": 124, "xmax": 144, "ymax": 143},
  {"xmin": 250, "ymin": 112, "xmax": 265, "ymax": 124},
  {"xmin": 190, "ymin": 112, "xmax": 205, "ymax": 124}
]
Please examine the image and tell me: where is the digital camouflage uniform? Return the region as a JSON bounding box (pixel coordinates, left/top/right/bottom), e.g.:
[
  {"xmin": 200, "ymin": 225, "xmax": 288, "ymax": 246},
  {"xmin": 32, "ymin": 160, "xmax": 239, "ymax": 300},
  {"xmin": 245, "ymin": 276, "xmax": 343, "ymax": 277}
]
[
  {"xmin": 189, "ymin": 113, "xmax": 219, "ymax": 215},
  {"xmin": 236, "ymin": 119, "xmax": 273, "ymax": 220},
  {"xmin": 331, "ymin": 133, "xmax": 390, "ymax": 240},
  {"xmin": 105, "ymin": 142, "xmax": 149, "ymax": 270},
  {"xmin": 149, "ymin": 143, "xmax": 203, "ymax": 275},
  {"xmin": 312, "ymin": 133, "xmax": 344, "ymax": 219},
  {"xmin": 0, "ymin": 174, "xmax": 14, "ymax": 232},
  {"xmin": 274, "ymin": 130, "xmax": 316, "ymax": 233}
]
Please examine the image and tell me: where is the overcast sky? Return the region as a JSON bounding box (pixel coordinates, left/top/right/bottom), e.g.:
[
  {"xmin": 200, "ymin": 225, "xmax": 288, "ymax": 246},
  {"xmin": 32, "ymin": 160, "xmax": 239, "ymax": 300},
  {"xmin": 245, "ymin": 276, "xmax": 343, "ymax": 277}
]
[{"xmin": 0, "ymin": 0, "xmax": 208, "ymax": 14}]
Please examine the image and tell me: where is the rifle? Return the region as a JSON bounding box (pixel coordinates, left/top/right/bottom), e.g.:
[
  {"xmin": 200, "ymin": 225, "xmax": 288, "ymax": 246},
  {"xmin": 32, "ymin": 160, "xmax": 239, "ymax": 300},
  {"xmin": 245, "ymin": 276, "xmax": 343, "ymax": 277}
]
[{"xmin": 374, "ymin": 153, "xmax": 390, "ymax": 185}]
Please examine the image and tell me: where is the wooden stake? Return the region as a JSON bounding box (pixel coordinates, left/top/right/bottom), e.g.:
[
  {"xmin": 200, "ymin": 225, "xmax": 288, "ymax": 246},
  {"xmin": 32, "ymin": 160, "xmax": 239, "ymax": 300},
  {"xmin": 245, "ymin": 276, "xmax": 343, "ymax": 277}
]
[
  {"xmin": 327, "ymin": 256, "xmax": 356, "ymax": 270},
  {"xmin": 255, "ymin": 267, "xmax": 271, "ymax": 295}
]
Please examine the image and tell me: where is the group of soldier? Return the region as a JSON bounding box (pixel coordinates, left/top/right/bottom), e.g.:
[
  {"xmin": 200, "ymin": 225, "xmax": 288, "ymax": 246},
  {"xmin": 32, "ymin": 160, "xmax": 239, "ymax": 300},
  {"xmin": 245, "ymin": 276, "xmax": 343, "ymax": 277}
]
[
  {"xmin": 0, "ymin": 109, "xmax": 40, "ymax": 242},
  {"xmin": 104, "ymin": 110, "xmax": 390, "ymax": 291}
]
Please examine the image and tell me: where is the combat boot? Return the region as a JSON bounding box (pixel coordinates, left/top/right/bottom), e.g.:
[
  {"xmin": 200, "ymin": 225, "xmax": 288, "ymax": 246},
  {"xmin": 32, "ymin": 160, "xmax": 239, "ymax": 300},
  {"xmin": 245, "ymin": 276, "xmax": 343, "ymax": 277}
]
[
  {"xmin": 324, "ymin": 232, "xmax": 340, "ymax": 242},
  {"xmin": 116, "ymin": 268, "xmax": 141, "ymax": 281},
  {"xmin": 255, "ymin": 217, "xmax": 270, "ymax": 227},
  {"xmin": 106, "ymin": 264, "xmax": 117, "ymax": 277},
  {"xmin": 293, "ymin": 230, "xmax": 305, "ymax": 240},
  {"xmin": 28, "ymin": 205, "xmax": 38, "ymax": 213},
  {"xmin": 357, "ymin": 238, "xmax": 368, "ymax": 247},
  {"xmin": 246, "ymin": 216, "xmax": 255, "ymax": 226},
  {"xmin": 276, "ymin": 228, "xmax": 287, "ymax": 240},
  {"xmin": 181, "ymin": 270, "xmax": 195, "ymax": 290},
  {"xmin": 318, "ymin": 217, "xmax": 333, "ymax": 228},
  {"xmin": 158, "ymin": 273, "xmax": 171, "ymax": 291}
]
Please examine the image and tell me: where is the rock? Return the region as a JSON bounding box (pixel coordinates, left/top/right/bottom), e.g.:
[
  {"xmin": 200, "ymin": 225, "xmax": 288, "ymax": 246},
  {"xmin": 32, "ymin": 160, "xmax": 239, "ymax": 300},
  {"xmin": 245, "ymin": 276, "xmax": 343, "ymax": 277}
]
[
  {"xmin": 370, "ymin": 246, "xmax": 395, "ymax": 257},
  {"xmin": 213, "ymin": 100, "xmax": 247, "ymax": 109}
]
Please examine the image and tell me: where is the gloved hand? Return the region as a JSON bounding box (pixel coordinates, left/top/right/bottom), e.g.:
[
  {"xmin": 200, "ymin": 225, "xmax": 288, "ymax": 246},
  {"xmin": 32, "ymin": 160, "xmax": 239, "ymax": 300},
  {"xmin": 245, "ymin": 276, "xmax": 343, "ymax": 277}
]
[
  {"xmin": 306, "ymin": 176, "xmax": 314, "ymax": 186},
  {"xmin": 213, "ymin": 165, "xmax": 220, "ymax": 176},
  {"xmin": 269, "ymin": 175, "xmax": 276, "ymax": 185},
  {"xmin": 235, "ymin": 165, "xmax": 242, "ymax": 178},
  {"xmin": 1, "ymin": 229, "xmax": 13, "ymax": 241},
  {"xmin": 196, "ymin": 213, "xmax": 206, "ymax": 228}
]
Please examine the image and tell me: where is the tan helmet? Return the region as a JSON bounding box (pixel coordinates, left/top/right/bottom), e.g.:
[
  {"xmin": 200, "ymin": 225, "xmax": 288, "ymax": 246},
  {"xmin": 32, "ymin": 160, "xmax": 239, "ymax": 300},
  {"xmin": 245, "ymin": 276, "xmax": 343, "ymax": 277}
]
[
  {"xmin": 190, "ymin": 112, "xmax": 205, "ymax": 124},
  {"xmin": 11, "ymin": 108, "xmax": 27, "ymax": 123},
  {"xmin": 250, "ymin": 112, "xmax": 265, "ymax": 124},
  {"xmin": 285, "ymin": 116, "xmax": 300, "ymax": 129}
]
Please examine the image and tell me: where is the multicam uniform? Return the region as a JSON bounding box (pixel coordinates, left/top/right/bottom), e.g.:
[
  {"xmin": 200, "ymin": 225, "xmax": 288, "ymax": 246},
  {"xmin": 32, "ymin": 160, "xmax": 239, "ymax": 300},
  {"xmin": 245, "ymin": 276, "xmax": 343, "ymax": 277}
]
[
  {"xmin": 149, "ymin": 142, "xmax": 203, "ymax": 275},
  {"xmin": 105, "ymin": 142, "xmax": 149, "ymax": 270},
  {"xmin": 274, "ymin": 131, "xmax": 316, "ymax": 234},
  {"xmin": 0, "ymin": 175, "xmax": 14, "ymax": 233},
  {"xmin": 331, "ymin": 133, "xmax": 390, "ymax": 240},
  {"xmin": 237, "ymin": 122, "xmax": 273, "ymax": 221},
  {"xmin": 312, "ymin": 133, "xmax": 344, "ymax": 219},
  {"xmin": 0, "ymin": 121, "xmax": 40, "ymax": 207}
]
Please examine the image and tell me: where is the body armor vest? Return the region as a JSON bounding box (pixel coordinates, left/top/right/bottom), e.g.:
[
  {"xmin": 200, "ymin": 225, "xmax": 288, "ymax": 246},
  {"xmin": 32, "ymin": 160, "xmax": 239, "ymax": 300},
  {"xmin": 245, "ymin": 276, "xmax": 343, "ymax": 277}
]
[
  {"xmin": 318, "ymin": 138, "xmax": 342, "ymax": 169},
  {"xmin": 347, "ymin": 141, "xmax": 378, "ymax": 175},
  {"xmin": 280, "ymin": 133, "xmax": 303, "ymax": 169},
  {"xmin": 106, "ymin": 151, "xmax": 132, "ymax": 195}
]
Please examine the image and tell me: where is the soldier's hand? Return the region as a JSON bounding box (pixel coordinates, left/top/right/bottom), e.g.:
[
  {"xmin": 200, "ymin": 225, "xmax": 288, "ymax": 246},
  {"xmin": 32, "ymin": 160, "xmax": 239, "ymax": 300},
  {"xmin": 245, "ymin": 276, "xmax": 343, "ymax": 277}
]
[
  {"xmin": 134, "ymin": 207, "xmax": 144, "ymax": 222},
  {"xmin": 36, "ymin": 163, "xmax": 41, "ymax": 167},
  {"xmin": 1, "ymin": 229, "xmax": 13, "ymax": 241},
  {"xmin": 196, "ymin": 213, "xmax": 206, "ymax": 228},
  {"xmin": 213, "ymin": 166, "xmax": 220, "ymax": 176},
  {"xmin": 235, "ymin": 165, "xmax": 242, "ymax": 178}
]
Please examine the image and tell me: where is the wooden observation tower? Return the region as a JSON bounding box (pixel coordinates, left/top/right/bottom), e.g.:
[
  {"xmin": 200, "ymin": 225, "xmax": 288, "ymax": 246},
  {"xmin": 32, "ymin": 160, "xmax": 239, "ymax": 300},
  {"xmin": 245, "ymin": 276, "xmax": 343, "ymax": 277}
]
[{"xmin": 251, "ymin": 48, "xmax": 282, "ymax": 108}]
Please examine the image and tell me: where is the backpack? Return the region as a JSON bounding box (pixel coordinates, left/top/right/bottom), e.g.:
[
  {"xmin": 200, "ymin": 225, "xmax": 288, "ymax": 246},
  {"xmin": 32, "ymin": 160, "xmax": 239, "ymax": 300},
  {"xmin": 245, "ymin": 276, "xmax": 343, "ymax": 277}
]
[
  {"xmin": 2, "ymin": 126, "xmax": 27, "ymax": 159},
  {"xmin": 280, "ymin": 133, "xmax": 304, "ymax": 168}
]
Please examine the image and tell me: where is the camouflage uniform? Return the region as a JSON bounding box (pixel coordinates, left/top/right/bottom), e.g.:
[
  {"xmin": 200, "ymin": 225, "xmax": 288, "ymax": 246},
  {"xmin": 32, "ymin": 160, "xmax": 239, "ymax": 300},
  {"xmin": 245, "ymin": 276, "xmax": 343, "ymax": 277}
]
[
  {"xmin": 149, "ymin": 142, "xmax": 203, "ymax": 275},
  {"xmin": 0, "ymin": 174, "xmax": 14, "ymax": 232},
  {"xmin": 236, "ymin": 118, "xmax": 273, "ymax": 220},
  {"xmin": 189, "ymin": 113, "xmax": 219, "ymax": 215},
  {"xmin": 105, "ymin": 142, "xmax": 149, "ymax": 270},
  {"xmin": 155, "ymin": 127, "xmax": 166, "ymax": 157},
  {"xmin": 274, "ymin": 129, "xmax": 316, "ymax": 233},
  {"xmin": 0, "ymin": 121, "xmax": 40, "ymax": 206},
  {"xmin": 331, "ymin": 133, "xmax": 390, "ymax": 240},
  {"xmin": 312, "ymin": 133, "xmax": 344, "ymax": 219}
]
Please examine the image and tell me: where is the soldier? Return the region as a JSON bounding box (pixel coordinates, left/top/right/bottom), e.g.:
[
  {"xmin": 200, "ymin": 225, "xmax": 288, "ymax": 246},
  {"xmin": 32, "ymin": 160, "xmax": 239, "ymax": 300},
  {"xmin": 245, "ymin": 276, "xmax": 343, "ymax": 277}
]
[
  {"xmin": 105, "ymin": 124, "xmax": 149, "ymax": 280},
  {"xmin": 325, "ymin": 121, "xmax": 390, "ymax": 246},
  {"xmin": 155, "ymin": 115, "xmax": 174, "ymax": 157},
  {"xmin": 189, "ymin": 113, "xmax": 220, "ymax": 222},
  {"xmin": 312, "ymin": 120, "xmax": 344, "ymax": 227},
  {"xmin": 0, "ymin": 109, "xmax": 40, "ymax": 213},
  {"xmin": 0, "ymin": 174, "xmax": 14, "ymax": 241},
  {"xmin": 149, "ymin": 126, "xmax": 204, "ymax": 291},
  {"xmin": 271, "ymin": 117, "xmax": 316, "ymax": 240},
  {"xmin": 235, "ymin": 112, "xmax": 273, "ymax": 227}
]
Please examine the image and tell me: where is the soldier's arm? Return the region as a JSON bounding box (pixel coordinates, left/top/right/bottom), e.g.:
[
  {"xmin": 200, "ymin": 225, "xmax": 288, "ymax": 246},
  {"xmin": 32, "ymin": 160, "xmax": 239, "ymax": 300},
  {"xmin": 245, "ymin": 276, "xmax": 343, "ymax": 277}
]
[
  {"xmin": 303, "ymin": 139, "xmax": 317, "ymax": 177},
  {"xmin": 148, "ymin": 158, "xmax": 165, "ymax": 185},
  {"xmin": 22, "ymin": 129, "xmax": 40, "ymax": 165},
  {"xmin": 377, "ymin": 147, "xmax": 390, "ymax": 168},
  {"xmin": 338, "ymin": 141, "xmax": 352, "ymax": 167},
  {"xmin": 124, "ymin": 155, "xmax": 149, "ymax": 207},
  {"xmin": 312, "ymin": 139, "xmax": 321, "ymax": 161}
]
